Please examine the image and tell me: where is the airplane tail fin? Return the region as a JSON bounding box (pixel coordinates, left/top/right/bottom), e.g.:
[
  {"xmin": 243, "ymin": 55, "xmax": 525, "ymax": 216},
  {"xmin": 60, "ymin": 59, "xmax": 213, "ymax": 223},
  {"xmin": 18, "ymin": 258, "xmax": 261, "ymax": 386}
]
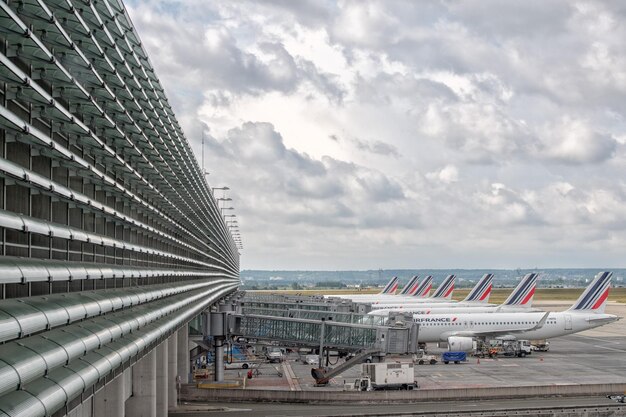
[
  {"xmin": 406, "ymin": 276, "xmax": 421, "ymax": 296},
  {"xmin": 502, "ymin": 273, "xmax": 539, "ymax": 308},
  {"xmin": 398, "ymin": 276, "xmax": 419, "ymax": 296},
  {"xmin": 431, "ymin": 275, "xmax": 456, "ymax": 300},
  {"xmin": 411, "ymin": 275, "xmax": 433, "ymax": 298},
  {"xmin": 380, "ymin": 276, "xmax": 399, "ymax": 294},
  {"xmin": 462, "ymin": 273, "xmax": 494, "ymax": 303},
  {"xmin": 568, "ymin": 271, "xmax": 612, "ymax": 314}
]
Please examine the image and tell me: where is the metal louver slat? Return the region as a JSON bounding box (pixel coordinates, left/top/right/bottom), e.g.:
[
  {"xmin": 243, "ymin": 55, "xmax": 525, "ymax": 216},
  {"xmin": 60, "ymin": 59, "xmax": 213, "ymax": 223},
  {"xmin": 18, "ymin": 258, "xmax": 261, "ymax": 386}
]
[
  {"xmin": 0, "ymin": 390, "xmax": 46, "ymax": 417},
  {"xmin": 22, "ymin": 377, "xmax": 67, "ymax": 417}
]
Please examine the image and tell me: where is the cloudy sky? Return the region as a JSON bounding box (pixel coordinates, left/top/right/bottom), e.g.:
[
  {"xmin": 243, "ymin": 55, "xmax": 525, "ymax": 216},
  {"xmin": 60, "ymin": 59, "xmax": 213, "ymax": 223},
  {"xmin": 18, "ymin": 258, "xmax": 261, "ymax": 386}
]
[{"xmin": 126, "ymin": 0, "xmax": 626, "ymax": 270}]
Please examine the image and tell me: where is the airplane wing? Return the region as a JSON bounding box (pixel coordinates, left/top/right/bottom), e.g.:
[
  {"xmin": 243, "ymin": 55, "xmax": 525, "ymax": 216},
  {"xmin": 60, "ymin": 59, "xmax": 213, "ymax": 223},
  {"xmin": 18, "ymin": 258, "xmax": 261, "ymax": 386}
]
[{"xmin": 441, "ymin": 312, "xmax": 550, "ymax": 339}]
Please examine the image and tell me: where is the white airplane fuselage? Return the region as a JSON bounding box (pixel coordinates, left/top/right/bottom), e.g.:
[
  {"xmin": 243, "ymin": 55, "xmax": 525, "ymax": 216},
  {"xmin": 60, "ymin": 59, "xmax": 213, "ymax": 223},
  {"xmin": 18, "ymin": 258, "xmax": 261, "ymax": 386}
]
[
  {"xmin": 329, "ymin": 295, "xmax": 445, "ymax": 303},
  {"xmin": 327, "ymin": 294, "xmax": 406, "ymax": 301},
  {"xmin": 369, "ymin": 301, "xmax": 492, "ymax": 312},
  {"xmin": 369, "ymin": 305, "xmax": 526, "ymax": 316},
  {"xmin": 370, "ymin": 298, "xmax": 454, "ymax": 305},
  {"xmin": 415, "ymin": 311, "xmax": 618, "ymax": 342}
]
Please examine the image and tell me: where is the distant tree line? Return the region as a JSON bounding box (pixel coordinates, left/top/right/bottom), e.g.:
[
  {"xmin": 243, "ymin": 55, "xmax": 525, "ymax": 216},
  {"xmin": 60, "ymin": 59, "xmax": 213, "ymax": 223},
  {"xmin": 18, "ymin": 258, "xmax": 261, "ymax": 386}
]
[{"xmin": 314, "ymin": 281, "xmax": 346, "ymax": 288}]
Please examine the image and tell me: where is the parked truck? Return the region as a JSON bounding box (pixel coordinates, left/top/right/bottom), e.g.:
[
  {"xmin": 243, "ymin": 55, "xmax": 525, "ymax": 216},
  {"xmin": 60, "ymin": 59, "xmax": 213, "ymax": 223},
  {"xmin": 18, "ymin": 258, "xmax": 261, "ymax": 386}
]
[
  {"xmin": 501, "ymin": 340, "xmax": 532, "ymax": 357},
  {"xmin": 530, "ymin": 339, "xmax": 550, "ymax": 352},
  {"xmin": 347, "ymin": 362, "xmax": 417, "ymax": 391},
  {"xmin": 475, "ymin": 339, "xmax": 532, "ymax": 358}
]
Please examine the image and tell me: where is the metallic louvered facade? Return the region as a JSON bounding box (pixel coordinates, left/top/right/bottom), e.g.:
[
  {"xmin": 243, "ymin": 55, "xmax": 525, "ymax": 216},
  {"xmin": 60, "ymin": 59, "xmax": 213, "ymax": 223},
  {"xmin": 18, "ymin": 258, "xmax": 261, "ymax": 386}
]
[{"xmin": 0, "ymin": 0, "xmax": 240, "ymax": 415}]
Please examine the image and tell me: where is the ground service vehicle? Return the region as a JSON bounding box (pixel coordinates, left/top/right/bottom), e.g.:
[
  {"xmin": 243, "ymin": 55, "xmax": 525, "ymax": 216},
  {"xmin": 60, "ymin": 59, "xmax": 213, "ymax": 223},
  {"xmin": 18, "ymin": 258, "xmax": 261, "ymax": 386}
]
[
  {"xmin": 224, "ymin": 361, "xmax": 253, "ymax": 369},
  {"xmin": 530, "ymin": 339, "xmax": 550, "ymax": 351},
  {"xmin": 192, "ymin": 367, "xmax": 210, "ymax": 380},
  {"xmin": 442, "ymin": 351, "xmax": 467, "ymax": 364},
  {"xmin": 501, "ymin": 340, "xmax": 532, "ymax": 357},
  {"xmin": 416, "ymin": 354, "xmax": 438, "ymax": 365},
  {"xmin": 348, "ymin": 363, "xmax": 417, "ymax": 391},
  {"xmin": 475, "ymin": 340, "xmax": 532, "ymax": 358},
  {"xmin": 301, "ymin": 354, "xmax": 319, "ymax": 365},
  {"xmin": 266, "ymin": 347, "xmax": 284, "ymax": 363}
]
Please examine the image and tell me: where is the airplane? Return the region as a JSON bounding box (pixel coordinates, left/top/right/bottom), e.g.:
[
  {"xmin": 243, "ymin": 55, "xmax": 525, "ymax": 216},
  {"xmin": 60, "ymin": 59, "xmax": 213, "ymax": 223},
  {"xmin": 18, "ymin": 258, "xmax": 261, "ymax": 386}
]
[
  {"xmin": 380, "ymin": 276, "xmax": 400, "ymax": 295},
  {"xmin": 371, "ymin": 273, "xmax": 494, "ymax": 307},
  {"xmin": 329, "ymin": 276, "xmax": 401, "ymax": 301},
  {"xmin": 330, "ymin": 276, "xmax": 424, "ymax": 302},
  {"xmin": 411, "ymin": 271, "xmax": 619, "ymax": 351},
  {"xmin": 403, "ymin": 274, "xmax": 433, "ymax": 299},
  {"xmin": 371, "ymin": 275, "xmax": 454, "ymax": 304},
  {"xmin": 398, "ymin": 275, "xmax": 420, "ymax": 296},
  {"xmin": 345, "ymin": 275, "xmax": 441, "ymax": 304},
  {"xmin": 431, "ymin": 274, "xmax": 456, "ymax": 300},
  {"xmin": 369, "ymin": 273, "xmax": 537, "ymax": 315},
  {"xmin": 373, "ymin": 273, "xmax": 493, "ymax": 306}
]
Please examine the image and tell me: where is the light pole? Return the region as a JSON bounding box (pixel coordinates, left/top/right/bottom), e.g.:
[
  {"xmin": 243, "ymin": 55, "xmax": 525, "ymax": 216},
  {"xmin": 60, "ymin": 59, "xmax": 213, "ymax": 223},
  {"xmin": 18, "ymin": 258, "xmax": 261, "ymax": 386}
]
[{"xmin": 211, "ymin": 186, "xmax": 229, "ymax": 198}]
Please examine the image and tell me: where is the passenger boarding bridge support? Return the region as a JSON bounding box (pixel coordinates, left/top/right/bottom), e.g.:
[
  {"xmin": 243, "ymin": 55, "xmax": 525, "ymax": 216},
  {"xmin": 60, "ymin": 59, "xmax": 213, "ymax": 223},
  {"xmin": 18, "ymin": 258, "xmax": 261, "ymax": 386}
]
[
  {"xmin": 89, "ymin": 326, "xmax": 194, "ymax": 417},
  {"xmin": 200, "ymin": 300, "xmax": 242, "ymax": 383}
]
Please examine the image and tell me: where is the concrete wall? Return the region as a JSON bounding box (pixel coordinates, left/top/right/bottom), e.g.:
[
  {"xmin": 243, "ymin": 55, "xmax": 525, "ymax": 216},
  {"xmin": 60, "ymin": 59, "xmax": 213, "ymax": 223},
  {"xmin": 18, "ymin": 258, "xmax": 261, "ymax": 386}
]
[
  {"xmin": 181, "ymin": 383, "xmax": 626, "ymax": 404},
  {"xmin": 65, "ymin": 398, "xmax": 92, "ymax": 417}
]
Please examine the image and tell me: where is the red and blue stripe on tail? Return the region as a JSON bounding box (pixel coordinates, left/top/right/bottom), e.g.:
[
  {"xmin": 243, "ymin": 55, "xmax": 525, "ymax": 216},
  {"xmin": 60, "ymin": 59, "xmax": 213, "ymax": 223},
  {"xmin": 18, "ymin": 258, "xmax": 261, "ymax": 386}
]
[
  {"xmin": 569, "ymin": 271, "xmax": 612, "ymax": 314},
  {"xmin": 503, "ymin": 273, "xmax": 539, "ymax": 307},
  {"xmin": 411, "ymin": 275, "xmax": 433, "ymax": 298},
  {"xmin": 398, "ymin": 276, "xmax": 419, "ymax": 296},
  {"xmin": 431, "ymin": 275, "xmax": 456, "ymax": 299},
  {"xmin": 380, "ymin": 276, "xmax": 399, "ymax": 295},
  {"xmin": 462, "ymin": 273, "xmax": 494, "ymax": 303}
]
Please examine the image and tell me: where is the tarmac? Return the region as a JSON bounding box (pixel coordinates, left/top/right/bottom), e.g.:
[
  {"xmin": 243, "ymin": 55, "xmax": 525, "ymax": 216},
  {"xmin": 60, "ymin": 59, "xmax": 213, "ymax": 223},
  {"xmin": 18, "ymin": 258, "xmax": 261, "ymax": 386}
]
[
  {"xmin": 174, "ymin": 301, "xmax": 626, "ymax": 415},
  {"xmin": 220, "ymin": 301, "xmax": 626, "ymax": 391}
]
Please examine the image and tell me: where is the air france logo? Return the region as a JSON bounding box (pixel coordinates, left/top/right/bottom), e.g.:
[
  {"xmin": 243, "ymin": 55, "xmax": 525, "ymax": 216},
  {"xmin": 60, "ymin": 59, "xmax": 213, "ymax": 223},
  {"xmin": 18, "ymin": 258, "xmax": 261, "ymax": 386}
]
[{"xmin": 414, "ymin": 317, "xmax": 458, "ymax": 323}]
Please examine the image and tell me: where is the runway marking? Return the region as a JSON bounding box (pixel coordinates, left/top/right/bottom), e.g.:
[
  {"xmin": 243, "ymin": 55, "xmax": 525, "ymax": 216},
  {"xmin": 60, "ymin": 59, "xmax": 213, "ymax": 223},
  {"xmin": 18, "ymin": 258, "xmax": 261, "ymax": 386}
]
[
  {"xmin": 569, "ymin": 334, "xmax": 621, "ymax": 345},
  {"xmin": 592, "ymin": 344, "xmax": 626, "ymax": 353},
  {"xmin": 282, "ymin": 362, "xmax": 302, "ymax": 391}
]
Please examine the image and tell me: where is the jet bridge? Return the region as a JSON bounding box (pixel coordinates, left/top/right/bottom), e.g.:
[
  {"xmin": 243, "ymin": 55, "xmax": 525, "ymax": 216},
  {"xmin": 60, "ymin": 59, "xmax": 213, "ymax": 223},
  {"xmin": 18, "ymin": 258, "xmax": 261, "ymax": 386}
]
[
  {"xmin": 201, "ymin": 294, "xmax": 418, "ymax": 382},
  {"xmin": 227, "ymin": 312, "xmax": 419, "ymax": 384},
  {"xmin": 286, "ymin": 309, "xmax": 388, "ymax": 326},
  {"xmin": 232, "ymin": 312, "xmax": 418, "ymax": 355},
  {"xmin": 240, "ymin": 306, "xmax": 388, "ymax": 326},
  {"xmin": 233, "ymin": 314, "xmax": 382, "ymax": 350}
]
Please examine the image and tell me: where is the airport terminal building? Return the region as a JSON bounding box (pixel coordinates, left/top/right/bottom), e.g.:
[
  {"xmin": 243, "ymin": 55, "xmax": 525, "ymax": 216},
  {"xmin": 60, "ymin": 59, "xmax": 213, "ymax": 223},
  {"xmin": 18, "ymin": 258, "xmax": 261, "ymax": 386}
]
[{"xmin": 0, "ymin": 0, "xmax": 240, "ymax": 415}]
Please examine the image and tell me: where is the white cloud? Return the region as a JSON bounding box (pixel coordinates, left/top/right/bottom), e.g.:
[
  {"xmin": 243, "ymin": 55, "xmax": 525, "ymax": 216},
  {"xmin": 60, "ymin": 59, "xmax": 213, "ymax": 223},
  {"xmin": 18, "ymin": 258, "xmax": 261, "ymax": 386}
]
[
  {"xmin": 127, "ymin": 0, "xmax": 626, "ymax": 269},
  {"xmin": 427, "ymin": 165, "xmax": 459, "ymax": 184},
  {"xmin": 539, "ymin": 117, "xmax": 617, "ymax": 164}
]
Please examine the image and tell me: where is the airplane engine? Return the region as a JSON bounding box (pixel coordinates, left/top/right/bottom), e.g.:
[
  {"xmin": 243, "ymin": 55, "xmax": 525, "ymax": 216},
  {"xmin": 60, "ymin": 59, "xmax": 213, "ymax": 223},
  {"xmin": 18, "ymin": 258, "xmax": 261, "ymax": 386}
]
[{"xmin": 447, "ymin": 336, "xmax": 474, "ymax": 352}]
